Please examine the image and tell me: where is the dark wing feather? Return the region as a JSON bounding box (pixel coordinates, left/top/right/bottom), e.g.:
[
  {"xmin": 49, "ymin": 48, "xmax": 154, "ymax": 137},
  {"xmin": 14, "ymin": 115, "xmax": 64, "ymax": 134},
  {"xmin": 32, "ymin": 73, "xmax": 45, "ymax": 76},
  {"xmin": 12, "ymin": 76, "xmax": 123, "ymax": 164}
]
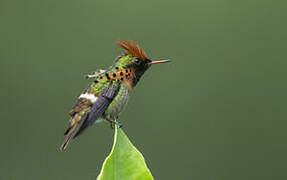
[{"xmin": 73, "ymin": 83, "xmax": 120, "ymax": 137}]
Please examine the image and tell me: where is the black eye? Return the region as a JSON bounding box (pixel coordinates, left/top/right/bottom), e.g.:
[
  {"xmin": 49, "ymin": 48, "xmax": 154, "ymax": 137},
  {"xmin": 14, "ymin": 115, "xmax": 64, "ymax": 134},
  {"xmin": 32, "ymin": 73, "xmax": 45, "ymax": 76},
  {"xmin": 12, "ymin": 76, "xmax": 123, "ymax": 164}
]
[{"xmin": 133, "ymin": 59, "xmax": 141, "ymax": 65}]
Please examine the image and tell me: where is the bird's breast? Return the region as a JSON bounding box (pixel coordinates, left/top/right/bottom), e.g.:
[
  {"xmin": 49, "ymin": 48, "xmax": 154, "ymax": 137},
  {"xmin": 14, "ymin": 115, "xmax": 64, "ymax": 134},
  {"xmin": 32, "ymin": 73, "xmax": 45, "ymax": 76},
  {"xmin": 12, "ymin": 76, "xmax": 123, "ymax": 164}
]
[{"xmin": 104, "ymin": 83, "xmax": 131, "ymax": 119}]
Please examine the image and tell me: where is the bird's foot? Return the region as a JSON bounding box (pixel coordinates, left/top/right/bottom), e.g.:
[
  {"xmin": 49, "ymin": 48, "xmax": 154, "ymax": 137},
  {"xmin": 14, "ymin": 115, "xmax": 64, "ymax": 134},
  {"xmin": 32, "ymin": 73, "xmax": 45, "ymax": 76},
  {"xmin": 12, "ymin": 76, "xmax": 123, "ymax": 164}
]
[
  {"xmin": 110, "ymin": 120, "xmax": 123, "ymax": 129},
  {"xmin": 115, "ymin": 120, "xmax": 123, "ymax": 128}
]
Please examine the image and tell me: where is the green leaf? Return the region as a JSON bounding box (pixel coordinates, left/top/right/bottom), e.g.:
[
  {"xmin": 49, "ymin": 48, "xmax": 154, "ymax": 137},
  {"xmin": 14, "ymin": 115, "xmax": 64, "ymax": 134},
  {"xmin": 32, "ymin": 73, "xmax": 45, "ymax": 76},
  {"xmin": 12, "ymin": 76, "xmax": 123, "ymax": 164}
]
[{"xmin": 97, "ymin": 126, "xmax": 154, "ymax": 180}]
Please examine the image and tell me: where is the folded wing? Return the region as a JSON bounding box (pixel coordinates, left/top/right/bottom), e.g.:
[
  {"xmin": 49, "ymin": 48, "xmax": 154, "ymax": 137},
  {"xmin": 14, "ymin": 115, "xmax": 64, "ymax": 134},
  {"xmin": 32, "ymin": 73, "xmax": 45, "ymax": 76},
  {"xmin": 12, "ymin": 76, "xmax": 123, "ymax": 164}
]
[{"xmin": 60, "ymin": 83, "xmax": 120, "ymax": 151}]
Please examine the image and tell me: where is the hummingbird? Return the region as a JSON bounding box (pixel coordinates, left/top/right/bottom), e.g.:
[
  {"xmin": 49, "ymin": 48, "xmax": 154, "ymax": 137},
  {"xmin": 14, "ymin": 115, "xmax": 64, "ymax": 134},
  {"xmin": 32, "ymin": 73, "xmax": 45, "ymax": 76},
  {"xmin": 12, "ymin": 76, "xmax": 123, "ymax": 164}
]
[{"xmin": 60, "ymin": 40, "xmax": 170, "ymax": 151}]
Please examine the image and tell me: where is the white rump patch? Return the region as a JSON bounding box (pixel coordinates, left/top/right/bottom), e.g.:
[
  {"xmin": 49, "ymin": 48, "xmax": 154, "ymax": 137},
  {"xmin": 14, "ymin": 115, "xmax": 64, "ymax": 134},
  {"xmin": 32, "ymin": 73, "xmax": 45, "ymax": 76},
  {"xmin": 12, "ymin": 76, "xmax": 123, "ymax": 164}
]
[{"xmin": 79, "ymin": 93, "xmax": 98, "ymax": 103}]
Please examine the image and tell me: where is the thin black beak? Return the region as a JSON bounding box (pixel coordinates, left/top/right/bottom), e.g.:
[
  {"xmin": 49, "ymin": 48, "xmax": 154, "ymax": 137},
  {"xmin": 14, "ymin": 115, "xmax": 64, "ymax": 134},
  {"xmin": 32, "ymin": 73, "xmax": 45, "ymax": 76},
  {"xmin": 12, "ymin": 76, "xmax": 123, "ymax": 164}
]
[{"xmin": 148, "ymin": 59, "xmax": 171, "ymax": 65}]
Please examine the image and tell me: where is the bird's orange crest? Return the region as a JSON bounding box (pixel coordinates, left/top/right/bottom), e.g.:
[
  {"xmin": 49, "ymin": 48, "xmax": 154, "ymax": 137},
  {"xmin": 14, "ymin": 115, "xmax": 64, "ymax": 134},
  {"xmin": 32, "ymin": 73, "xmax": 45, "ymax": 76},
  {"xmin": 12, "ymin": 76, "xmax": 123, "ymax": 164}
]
[{"xmin": 117, "ymin": 40, "xmax": 147, "ymax": 60}]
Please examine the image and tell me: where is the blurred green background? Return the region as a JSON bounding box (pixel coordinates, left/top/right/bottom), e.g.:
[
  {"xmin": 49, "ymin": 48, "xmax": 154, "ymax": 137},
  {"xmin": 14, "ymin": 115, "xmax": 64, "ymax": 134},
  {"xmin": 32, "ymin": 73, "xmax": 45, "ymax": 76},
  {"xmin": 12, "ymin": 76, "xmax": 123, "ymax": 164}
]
[{"xmin": 0, "ymin": 0, "xmax": 286, "ymax": 179}]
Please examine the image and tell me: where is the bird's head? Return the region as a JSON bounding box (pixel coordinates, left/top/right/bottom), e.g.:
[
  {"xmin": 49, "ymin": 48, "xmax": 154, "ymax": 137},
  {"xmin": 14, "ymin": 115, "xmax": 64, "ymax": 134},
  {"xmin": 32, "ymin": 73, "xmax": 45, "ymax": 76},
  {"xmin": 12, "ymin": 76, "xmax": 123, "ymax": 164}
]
[{"xmin": 114, "ymin": 41, "xmax": 170, "ymax": 86}]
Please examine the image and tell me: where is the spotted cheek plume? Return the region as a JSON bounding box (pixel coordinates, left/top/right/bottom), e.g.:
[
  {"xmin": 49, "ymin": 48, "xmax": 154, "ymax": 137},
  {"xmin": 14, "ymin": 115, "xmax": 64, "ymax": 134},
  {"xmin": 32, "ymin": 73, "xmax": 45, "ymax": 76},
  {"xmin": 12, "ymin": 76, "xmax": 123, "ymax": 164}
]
[{"xmin": 93, "ymin": 68, "xmax": 135, "ymax": 87}]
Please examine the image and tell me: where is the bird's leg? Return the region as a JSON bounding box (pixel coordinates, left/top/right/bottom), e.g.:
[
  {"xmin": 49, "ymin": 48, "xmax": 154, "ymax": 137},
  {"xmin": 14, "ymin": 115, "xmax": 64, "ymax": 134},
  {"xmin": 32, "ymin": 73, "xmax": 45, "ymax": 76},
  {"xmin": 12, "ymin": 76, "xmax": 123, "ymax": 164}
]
[
  {"xmin": 105, "ymin": 115, "xmax": 123, "ymax": 129},
  {"xmin": 105, "ymin": 115, "xmax": 115, "ymax": 129},
  {"xmin": 85, "ymin": 69, "xmax": 105, "ymax": 79}
]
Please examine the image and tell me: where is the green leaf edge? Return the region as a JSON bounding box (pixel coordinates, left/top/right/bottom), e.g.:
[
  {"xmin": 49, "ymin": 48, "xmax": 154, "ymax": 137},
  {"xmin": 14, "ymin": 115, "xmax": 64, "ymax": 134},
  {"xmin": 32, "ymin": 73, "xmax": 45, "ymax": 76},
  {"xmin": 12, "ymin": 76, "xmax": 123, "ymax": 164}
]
[{"xmin": 97, "ymin": 126, "xmax": 154, "ymax": 180}]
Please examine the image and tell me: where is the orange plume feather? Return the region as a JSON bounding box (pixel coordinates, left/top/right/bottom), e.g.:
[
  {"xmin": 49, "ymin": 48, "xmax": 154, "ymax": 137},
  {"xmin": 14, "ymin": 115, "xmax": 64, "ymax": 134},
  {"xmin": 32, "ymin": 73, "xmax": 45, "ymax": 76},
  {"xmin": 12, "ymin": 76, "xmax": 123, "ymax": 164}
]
[{"xmin": 117, "ymin": 40, "xmax": 147, "ymax": 60}]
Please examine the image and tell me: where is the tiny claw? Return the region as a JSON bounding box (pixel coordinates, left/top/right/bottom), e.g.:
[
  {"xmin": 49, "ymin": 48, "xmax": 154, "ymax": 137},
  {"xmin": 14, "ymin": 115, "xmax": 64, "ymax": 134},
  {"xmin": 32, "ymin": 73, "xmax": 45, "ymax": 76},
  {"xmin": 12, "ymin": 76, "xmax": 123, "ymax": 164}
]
[
  {"xmin": 110, "ymin": 120, "xmax": 123, "ymax": 129},
  {"xmin": 115, "ymin": 120, "xmax": 123, "ymax": 128}
]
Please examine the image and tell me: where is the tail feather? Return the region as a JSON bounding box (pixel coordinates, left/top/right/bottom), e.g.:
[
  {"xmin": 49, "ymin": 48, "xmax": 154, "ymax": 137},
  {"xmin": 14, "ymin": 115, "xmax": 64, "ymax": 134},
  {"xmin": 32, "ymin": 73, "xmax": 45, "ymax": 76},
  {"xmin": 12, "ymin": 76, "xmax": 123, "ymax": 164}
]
[
  {"xmin": 64, "ymin": 126, "xmax": 71, "ymax": 135},
  {"xmin": 60, "ymin": 127, "xmax": 75, "ymax": 151},
  {"xmin": 60, "ymin": 112, "xmax": 88, "ymax": 151}
]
